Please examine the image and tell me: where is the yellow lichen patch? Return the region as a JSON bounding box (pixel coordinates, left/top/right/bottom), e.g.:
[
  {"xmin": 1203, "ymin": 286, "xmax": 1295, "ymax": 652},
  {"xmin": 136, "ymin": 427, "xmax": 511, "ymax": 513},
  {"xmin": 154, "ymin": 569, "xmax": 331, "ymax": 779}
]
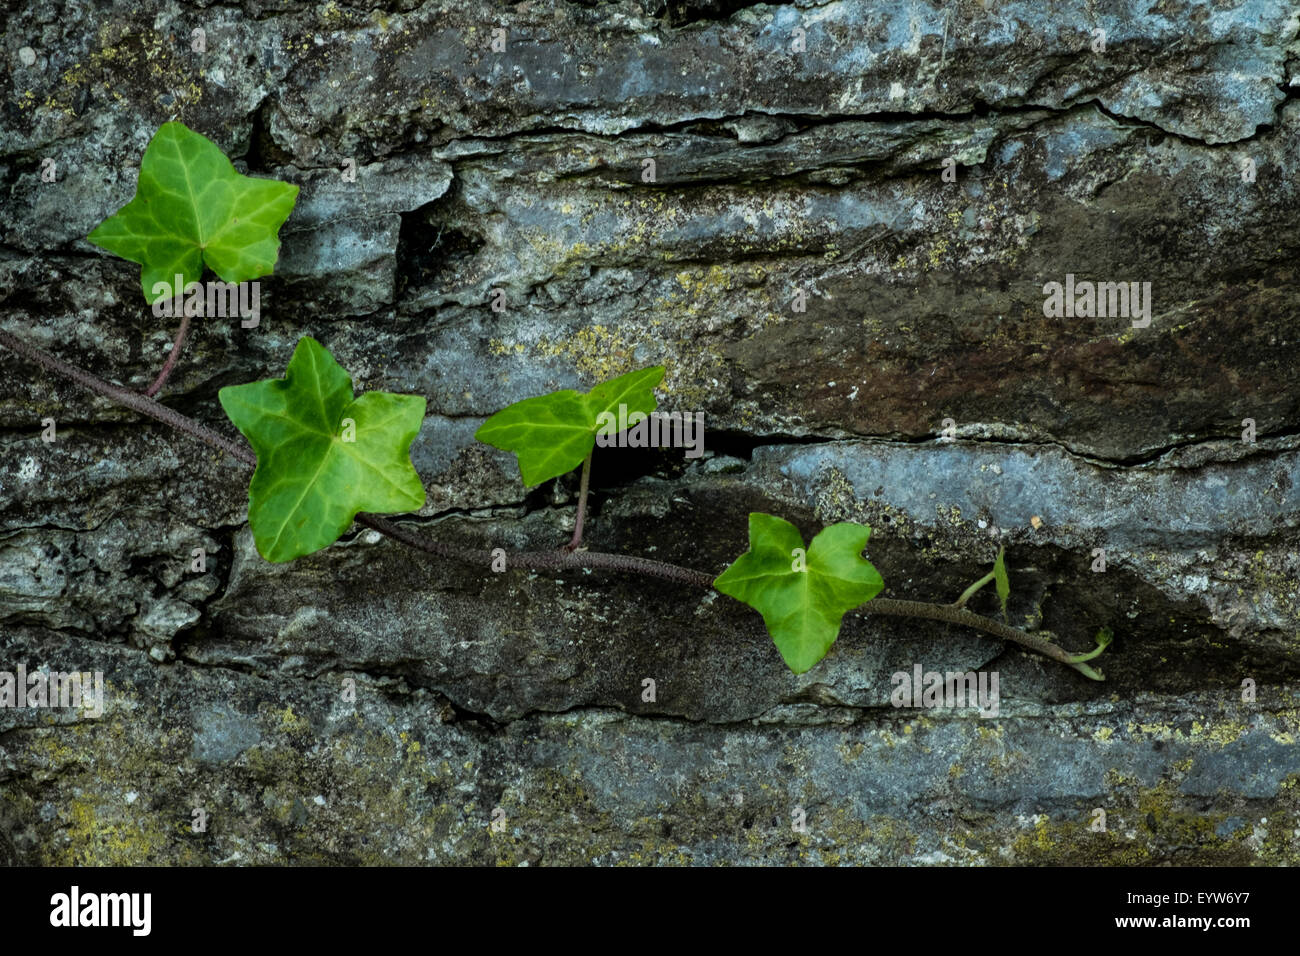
[
  {"xmin": 45, "ymin": 795, "xmax": 187, "ymax": 866},
  {"xmin": 837, "ymin": 740, "xmax": 866, "ymax": 763},
  {"xmin": 674, "ymin": 264, "xmax": 734, "ymax": 300},
  {"xmin": 45, "ymin": 27, "xmax": 203, "ymax": 118},
  {"xmin": 279, "ymin": 705, "xmax": 310, "ymax": 736},
  {"xmin": 927, "ymin": 239, "xmax": 949, "ymax": 269},
  {"xmin": 1186, "ymin": 718, "xmax": 1249, "ymax": 746},
  {"xmin": 534, "ymin": 324, "xmax": 643, "ymax": 382},
  {"xmin": 1136, "ymin": 721, "xmax": 1185, "ymax": 741},
  {"xmin": 1001, "ymin": 779, "xmax": 1256, "ymax": 866},
  {"xmin": 1244, "ymin": 550, "xmax": 1300, "ymax": 622},
  {"xmin": 320, "ymin": 1, "xmax": 347, "ymax": 26}
]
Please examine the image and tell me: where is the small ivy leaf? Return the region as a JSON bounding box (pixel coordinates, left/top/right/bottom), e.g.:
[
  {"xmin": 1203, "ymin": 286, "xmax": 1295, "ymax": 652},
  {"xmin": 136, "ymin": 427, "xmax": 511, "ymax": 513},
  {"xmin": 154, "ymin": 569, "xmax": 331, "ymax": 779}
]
[
  {"xmin": 218, "ymin": 337, "xmax": 426, "ymax": 563},
  {"xmin": 713, "ymin": 513, "xmax": 884, "ymax": 674},
  {"xmin": 475, "ymin": 365, "xmax": 665, "ymax": 486},
  {"xmin": 993, "ymin": 545, "xmax": 1010, "ymax": 619},
  {"xmin": 87, "ymin": 122, "xmax": 299, "ymax": 305}
]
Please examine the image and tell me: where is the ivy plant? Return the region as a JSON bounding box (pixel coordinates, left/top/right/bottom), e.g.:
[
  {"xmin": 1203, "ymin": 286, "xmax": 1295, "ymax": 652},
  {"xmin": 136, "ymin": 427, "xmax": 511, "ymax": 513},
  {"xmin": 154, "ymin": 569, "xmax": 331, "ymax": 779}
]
[
  {"xmin": 713, "ymin": 514, "xmax": 884, "ymax": 673},
  {"xmin": 0, "ymin": 122, "xmax": 1117, "ymax": 684},
  {"xmin": 471, "ymin": 371, "xmax": 1104, "ymax": 676},
  {"xmin": 88, "ymin": 121, "xmax": 299, "ymax": 303},
  {"xmin": 218, "ymin": 337, "xmax": 426, "ymax": 563},
  {"xmin": 475, "ymin": 366, "xmax": 665, "ymax": 486}
]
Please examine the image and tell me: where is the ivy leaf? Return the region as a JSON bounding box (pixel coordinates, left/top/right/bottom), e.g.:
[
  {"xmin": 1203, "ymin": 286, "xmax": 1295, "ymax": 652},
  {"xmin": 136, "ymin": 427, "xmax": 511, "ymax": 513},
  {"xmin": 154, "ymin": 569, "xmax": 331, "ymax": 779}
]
[
  {"xmin": 993, "ymin": 546, "xmax": 1010, "ymax": 619},
  {"xmin": 475, "ymin": 366, "xmax": 665, "ymax": 486},
  {"xmin": 713, "ymin": 513, "xmax": 885, "ymax": 674},
  {"xmin": 218, "ymin": 337, "xmax": 426, "ymax": 563},
  {"xmin": 87, "ymin": 121, "xmax": 299, "ymax": 305}
]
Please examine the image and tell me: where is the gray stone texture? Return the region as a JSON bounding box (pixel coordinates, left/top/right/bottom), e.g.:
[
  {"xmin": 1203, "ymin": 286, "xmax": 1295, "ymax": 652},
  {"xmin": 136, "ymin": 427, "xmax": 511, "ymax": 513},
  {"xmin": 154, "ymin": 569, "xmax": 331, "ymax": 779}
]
[{"xmin": 1, "ymin": 0, "xmax": 1298, "ymax": 864}]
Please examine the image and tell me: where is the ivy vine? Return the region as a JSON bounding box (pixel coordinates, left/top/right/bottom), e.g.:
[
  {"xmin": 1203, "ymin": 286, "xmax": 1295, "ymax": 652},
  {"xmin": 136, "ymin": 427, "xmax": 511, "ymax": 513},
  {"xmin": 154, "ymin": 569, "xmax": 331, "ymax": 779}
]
[{"xmin": 1, "ymin": 122, "xmax": 1114, "ymax": 680}]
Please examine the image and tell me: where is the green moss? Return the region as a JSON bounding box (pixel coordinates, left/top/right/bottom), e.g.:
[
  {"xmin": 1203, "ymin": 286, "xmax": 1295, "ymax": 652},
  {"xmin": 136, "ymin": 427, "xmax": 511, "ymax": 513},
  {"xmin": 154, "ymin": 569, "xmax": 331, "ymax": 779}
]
[{"xmin": 1001, "ymin": 779, "xmax": 1274, "ymax": 866}]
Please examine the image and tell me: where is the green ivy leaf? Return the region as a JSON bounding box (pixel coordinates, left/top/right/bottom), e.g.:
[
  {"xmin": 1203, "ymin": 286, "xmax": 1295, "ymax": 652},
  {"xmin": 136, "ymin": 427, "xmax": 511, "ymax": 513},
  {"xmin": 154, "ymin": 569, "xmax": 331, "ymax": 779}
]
[
  {"xmin": 475, "ymin": 366, "xmax": 665, "ymax": 486},
  {"xmin": 993, "ymin": 545, "xmax": 1010, "ymax": 619},
  {"xmin": 713, "ymin": 513, "xmax": 884, "ymax": 674},
  {"xmin": 218, "ymin": 337, "xmax": 426, "ymax": 563},
  {"xmin": 87, "ymin": 122, "xmax": 299, "ymax": 305}
]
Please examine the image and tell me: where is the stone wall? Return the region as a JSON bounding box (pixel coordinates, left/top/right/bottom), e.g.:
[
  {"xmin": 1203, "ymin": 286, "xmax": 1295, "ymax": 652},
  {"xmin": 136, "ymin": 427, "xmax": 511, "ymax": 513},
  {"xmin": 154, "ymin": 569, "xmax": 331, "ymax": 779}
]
[{"xmin": 1, "ymin": 0, "xmax": 1298, "ymax": 864}]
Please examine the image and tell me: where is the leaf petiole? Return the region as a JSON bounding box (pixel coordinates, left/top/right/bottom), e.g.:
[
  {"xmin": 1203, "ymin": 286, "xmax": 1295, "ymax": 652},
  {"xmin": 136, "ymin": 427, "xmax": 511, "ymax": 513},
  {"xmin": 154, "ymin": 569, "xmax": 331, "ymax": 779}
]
[
  {"xmin": 1068, "ymin": 627, "xmax": 1114, "ymax": 664},
  {"xmin": 143, "ymin": 314, "xmax": 191, "ymax": 398},
  {"xmin": 565, "ymin": 453, "xmax": 593, "ymax": 551},
  {"xmin": 954, "ymin": 570, "xmax": 996, "ymax": 608}
]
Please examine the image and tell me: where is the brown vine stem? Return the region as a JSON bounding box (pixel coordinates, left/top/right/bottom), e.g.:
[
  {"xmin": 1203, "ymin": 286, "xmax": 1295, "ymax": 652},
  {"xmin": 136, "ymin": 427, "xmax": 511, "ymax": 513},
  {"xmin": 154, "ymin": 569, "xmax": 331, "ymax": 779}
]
[
  {"xmin": 0, "ymin": 328, "xmax": 1102, "ymax": 676},
  {"xmin": 143, "ymin": 314, "xmax": 191, "ymax": 398},
  {"xmin": 0, "ymin": 328, "xmax": 256, "ymax": 465}
]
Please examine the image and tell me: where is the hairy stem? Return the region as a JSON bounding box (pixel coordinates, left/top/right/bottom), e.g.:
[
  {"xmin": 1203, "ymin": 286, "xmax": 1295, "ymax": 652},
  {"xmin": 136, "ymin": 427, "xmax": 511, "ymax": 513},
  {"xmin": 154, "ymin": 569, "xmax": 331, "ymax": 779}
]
[
  {"xmin": 0, "ymin": 329, "xmax": 1103, "ymax": 676},
  {"xmin": 143, "ymin": 314, "xmax": 191, "ymax": 398},
  {"xmin": 0, "ymin": 328, "xmax": 256, "ymax": 466},
  {"xmin": 564, "ymin": 453, "xmax": 592, "ymax": 551},
  {"xmin": 357, "ymin": 512, "xmax": 714, "ymax": 586},
  {"xmin": 861, "ymin": 598, "xmax": 1076, "ymax": 667}
]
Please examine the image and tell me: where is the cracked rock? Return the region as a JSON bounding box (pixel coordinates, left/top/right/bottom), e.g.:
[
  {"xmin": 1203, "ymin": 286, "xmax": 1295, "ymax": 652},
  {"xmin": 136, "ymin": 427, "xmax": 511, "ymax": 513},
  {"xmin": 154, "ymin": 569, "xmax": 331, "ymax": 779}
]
[{"xmin": 1, "ymin": 0, "xmax": 1298, "ymax": 865}]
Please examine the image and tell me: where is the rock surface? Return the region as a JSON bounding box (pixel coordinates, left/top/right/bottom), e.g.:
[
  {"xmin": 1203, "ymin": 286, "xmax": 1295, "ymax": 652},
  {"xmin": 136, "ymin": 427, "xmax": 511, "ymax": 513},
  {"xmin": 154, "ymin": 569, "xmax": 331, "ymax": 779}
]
[{"xmin": 1, "ymin": 0, "xmax": 1298, "ymax": 864}]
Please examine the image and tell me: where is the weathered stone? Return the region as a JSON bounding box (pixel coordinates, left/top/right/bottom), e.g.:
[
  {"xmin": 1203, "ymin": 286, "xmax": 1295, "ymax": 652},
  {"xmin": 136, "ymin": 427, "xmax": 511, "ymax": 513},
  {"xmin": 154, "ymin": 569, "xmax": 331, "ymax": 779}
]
[{"xmin": 1, "ymin": 0, "xmax": 1298, "ymax": 865}]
